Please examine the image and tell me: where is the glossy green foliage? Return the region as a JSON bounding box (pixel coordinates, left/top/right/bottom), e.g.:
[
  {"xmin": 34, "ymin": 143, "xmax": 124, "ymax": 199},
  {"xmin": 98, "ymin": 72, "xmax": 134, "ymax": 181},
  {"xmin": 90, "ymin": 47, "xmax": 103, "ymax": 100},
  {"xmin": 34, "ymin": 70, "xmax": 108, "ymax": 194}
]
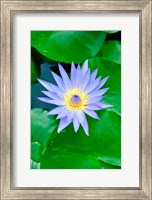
[
  {"xmin": 41, "ymin": 110, "xmax": 121, "ymax": 169},
  {"xmin": 101, "ymin": 40, "xmax": 121, "ymax": 64},
  {"xmin": 31, "ymin": 31, "xmax": 106, "ymax": 63},
  {"xmin": 31, "ymin": 109, "xmax": 57, "ymax": 166}
]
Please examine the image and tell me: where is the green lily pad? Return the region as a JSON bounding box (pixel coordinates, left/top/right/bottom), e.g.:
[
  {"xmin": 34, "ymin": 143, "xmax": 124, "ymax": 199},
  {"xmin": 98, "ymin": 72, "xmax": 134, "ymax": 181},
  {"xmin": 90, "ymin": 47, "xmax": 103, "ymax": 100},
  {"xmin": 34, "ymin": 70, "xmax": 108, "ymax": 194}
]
[
  {"xmin": 101, "ymin": 40, "xmax": 121, "ymax": 64},
  {"xmin": 31, "ymin": 31, "xmax": 106, "ymax": 64},
  {"xmin": 41, "ymin": 110, "xmax": 121, "ymax": 169},
  {"xmin": 31, "ymin": 109, "xmax": 57, "ymax": 166}
]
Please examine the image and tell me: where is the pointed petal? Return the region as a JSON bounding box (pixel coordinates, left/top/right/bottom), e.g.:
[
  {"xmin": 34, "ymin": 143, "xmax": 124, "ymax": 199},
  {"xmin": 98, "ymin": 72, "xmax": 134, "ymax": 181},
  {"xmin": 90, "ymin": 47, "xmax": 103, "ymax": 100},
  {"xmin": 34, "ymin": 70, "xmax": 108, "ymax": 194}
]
[
  {"xmin": 87, "ymin": 76, "xmax": 110, "ymax": 94},
  {"xmin": 49, "ymin": 84, "xmax": 64, "ymax": 98},
  {"xmin": 96, "ymin": 102, "xmax": 113, "ymax": 109},
  {"xmin": 57, "ymin": 117, "xmax": 72, "ymax": 133},
  {"xmin": 83, "ymin": 109, "xmax": 99, "ymax": 119},
  {"xmin": 38, "ymin": 79, "xmax": 54, "ymax": 92},
  {"xmin": 89, "ymin": 88, "xmax": 109, "ymax": 98},
  {"xmin": 75, "ymin": 64, "xmax": 82, "ymax": 87},
  {"xmin": 73, "ymin": 114, "xmax": 80, "ymax": 132},
  {"xmin": 38, "ymin": 78, "xmax": 63, "ymax": 97},
  {"xmin": 85, "ymin": 76, "xmax": 101, "ymax": 94},
  {"xmin": 85, "ymin": 104, "xmax": 101, "ymax": 110},
  {"xmin": 90, "ymin": 68, "xmax": 98, "ymax": 82},
  {"xmin": 48, "ymin": 106, "xmax": 65, "ymax": 115},
  {"xmin": 41, "ymin": 91, "xmax": 64, "ymax": 100},
  {"xmin": 98, "ymin": 76, "xmax": 110, "ymax": 89},
  {"xmin": 81, "ymin": 69, "xmax": 90, "ymax": 91},
  {"xmin": 37, "ymin": 97, "xmax": 53, "ymax": 104},
  {"xmin": 97, "ymin": 88, "xmax": 109, "ymax": 96},
  {"xmin": 67, "ymin": 110, "xmax": 74, "ymax": 121},
  {"xmin": 87, "ymin": 96, "xmax": 104, "ymax": 104},
  {"xmin": 76, "ymin": 110, "xmax": 89, "ymax": 135},
  {"xmin": 51, "ymin": 71, "xmax": 66, "ymax": 92},
  {"xmin": 58, "ymin": 63, "xmax": 71, "ymax": 90},
  {"xmin": 81, "ymin": 114, "xmax": 89, "ymax": 136},
  {"xmin": 56, "ymin": 109, "xmax": 69, "ymax": 119},
  {"xmin": 71, "ymin": 62, "xmax": 76, "ymax": 86},
  {"xmin": 39, "ymin": 98, "xmax": 65, "ymax": 106},
  {"xmin": 82, "ymin": 59, "xmax": 88, "ymax": 77},
  {"xmin": 38, "ymin": 96, "xmax": 65, "ymax": 106},
  {"xmin": 77, "ymin": 110, "xmax": 85, "ymax": 125}
]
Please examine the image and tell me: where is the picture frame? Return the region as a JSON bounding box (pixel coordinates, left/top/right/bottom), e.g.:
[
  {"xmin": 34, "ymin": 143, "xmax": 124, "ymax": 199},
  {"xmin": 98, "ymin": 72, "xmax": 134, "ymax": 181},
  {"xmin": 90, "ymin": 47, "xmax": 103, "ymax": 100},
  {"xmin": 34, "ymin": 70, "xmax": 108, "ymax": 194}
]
[{"xmin": 0, "ymin": 0, "xmax": 151, "ymax": 199}]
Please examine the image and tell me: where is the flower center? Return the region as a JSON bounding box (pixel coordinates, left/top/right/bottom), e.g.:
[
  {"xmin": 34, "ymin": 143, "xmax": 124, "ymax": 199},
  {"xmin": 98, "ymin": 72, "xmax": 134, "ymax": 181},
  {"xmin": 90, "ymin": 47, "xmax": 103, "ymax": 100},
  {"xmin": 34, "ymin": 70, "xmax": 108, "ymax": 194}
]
[
  {"xmin": 64, "ymin": 88, "xmax": 88, "ymax": 110},
  {"xmin": 70, "ymin": 94, "xmax": 82, "ymax": 107}
]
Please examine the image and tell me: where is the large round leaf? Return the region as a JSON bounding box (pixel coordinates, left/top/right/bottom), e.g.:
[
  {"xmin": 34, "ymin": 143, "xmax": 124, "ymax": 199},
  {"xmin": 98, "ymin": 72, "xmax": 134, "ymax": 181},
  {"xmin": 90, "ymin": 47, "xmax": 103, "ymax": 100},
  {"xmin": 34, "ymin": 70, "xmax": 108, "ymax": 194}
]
[
  {"xmin": 89, "ymin": 58, "xmax": 121, "ymax": 115},
  {"xmin": 31, "ymin": 142, "xmax": 43, "ymax": 163},
  {"xmin": 31, "ymin": 109, "xmax": 57, "ymax": 165},
  {"xmin": 31, "ymin": 31, "xmax": 106, "ymax": 63},
  {"xmin": 31, "ymin": 109, "xmax": 57, "ymax": 145},
  {"xmin": 41, "ymin": 110, "xmax": 121, "ymax": 169},
  {"xmin": 101, "ymin": 40, "xmax": 121, "ymax": 64}
]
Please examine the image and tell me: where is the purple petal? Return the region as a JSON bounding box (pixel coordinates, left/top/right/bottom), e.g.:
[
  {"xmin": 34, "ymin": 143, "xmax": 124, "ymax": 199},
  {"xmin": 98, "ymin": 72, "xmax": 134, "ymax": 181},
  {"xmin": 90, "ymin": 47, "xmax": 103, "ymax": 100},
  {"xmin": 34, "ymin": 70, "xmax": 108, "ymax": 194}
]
[
  {"xmin": 38, "ymin": 98, "xmax": 65, "ymax": 106},
  {"xmin": 58, "ymin": 63, "xmax": 71, "ymax": 90},
  {"xmin": 90, "ymin": 68, "xmax": 98, "ymax": 82},
  {"xmin": 81, "ymin": 114, "xmax": 89, "ymax": 136},
  {"xmin": 73, "ymin": 114, "xmax": 80, "ymax": 132},
  {"xmin": 57, "ymin": 117, "xmax": 72, "ymax": 133},
  {"xmin": 51, "ymin": 71, "xmax": 66, "ymax": 92},
  {"xmin": 48, "ymin": 84, "xmax": 64, "ymax": 98},
  {"xmin": 84, "ymin": 109, "xmax": 99, "ymax": 119},
  {"xmin": 96, "ymin": 102, "xmax": 113, "ymax": 109},
  {"xmin": 81, "ymin": 69, "xmax": 90, "ymax": 91},
  {"xmin": 97, "ymin": 88, "xmax": 109, "ymax": 96},
  {"xmin": 37, "ymin": 97, "xmax": 53, "ymax": 104},
  {"xmin": 71, "ymin": 62, "xmax": 76, "ymax": 86},
  {"xmin": 88, "ymin": 76, "xmax": 109, "ymax": 94},
  {"xmin": 38, "ymin": 79, "xmax": 54, "ymax": 92},
  {"xmin": 82, "ymin": 59, "xmax": 88, "ymax": 77},
  {"xmin": 76, "ymin": 110, "xmax": 89, "ymax": 135},
  {"xmin": 98, "ymin": 76, "xmax": 110, "ymax": 89},
  {"xmin": 85, "ymin": 104, "xmax": 101, "ymax": 110},
  {"xmin": 48, "ymin": 106, "xmax": 65, "ymax": 115},
  {"xmin": 41, "ymin": 91, "xmax": 64, "ymax": 100},
  {"xmin": 38, "ymin": 78, "xmax": 63, "ymax": 97},
  {"xmin": 100, "ymin": 76, "xmax": 110, "ymax": 87},
  {"xmin": 89, "ymin": 88, "xmax": 109, "ymax": 98},
  {"xmin": 56, "ymin": 109, "xmax": 69, "ymax": 119},
  {"xmin": 76, "ymin": 110, "xmax": 85, "ymax": 125},
  {"xmin": 85, "ymin": 76, "xmax": 101, "ymax": 94},
  {"xmin": 75, "ymin": 64, "xmax": 82, "ymax": 88},
  {"xmin": 87, "ymin": 96, "xmax": 104, "ymax": 104},
  {"xmin": 67, "ymin": 110, "xmax": 74, "ymax": 121}
]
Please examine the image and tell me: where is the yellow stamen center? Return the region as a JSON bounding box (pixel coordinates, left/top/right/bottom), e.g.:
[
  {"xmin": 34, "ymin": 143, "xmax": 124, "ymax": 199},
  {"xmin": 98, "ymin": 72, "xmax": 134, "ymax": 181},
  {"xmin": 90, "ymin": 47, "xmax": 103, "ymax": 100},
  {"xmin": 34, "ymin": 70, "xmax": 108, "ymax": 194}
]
[{"xmin": 64, "ymin": 88, "xmax": 88, "ymax": 110}]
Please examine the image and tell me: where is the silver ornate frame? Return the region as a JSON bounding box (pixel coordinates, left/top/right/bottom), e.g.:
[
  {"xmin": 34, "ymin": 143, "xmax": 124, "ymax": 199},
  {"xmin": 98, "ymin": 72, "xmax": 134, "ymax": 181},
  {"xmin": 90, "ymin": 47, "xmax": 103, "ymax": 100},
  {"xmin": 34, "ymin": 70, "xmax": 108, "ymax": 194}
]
[{"xmin": 0, "ymin": 0, "xmax": 151, "ymax": 199}]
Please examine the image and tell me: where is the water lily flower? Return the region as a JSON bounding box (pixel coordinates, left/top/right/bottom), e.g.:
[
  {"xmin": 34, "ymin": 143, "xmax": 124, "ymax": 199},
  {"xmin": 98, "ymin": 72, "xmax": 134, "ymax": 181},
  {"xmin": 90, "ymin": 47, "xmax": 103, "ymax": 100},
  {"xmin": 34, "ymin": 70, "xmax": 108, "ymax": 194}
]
[{"xmin": 38, "ymin": 60, "xmax": 112, "ymax": 136}]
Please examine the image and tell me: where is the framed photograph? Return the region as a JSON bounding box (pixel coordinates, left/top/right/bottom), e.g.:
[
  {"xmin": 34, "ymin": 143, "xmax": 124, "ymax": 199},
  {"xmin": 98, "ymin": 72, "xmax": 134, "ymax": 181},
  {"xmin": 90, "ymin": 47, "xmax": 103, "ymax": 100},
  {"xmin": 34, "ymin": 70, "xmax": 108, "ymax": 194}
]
[{"xmin": 0, "ymin": 0, "xmax": 151, "ymax": 199}]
